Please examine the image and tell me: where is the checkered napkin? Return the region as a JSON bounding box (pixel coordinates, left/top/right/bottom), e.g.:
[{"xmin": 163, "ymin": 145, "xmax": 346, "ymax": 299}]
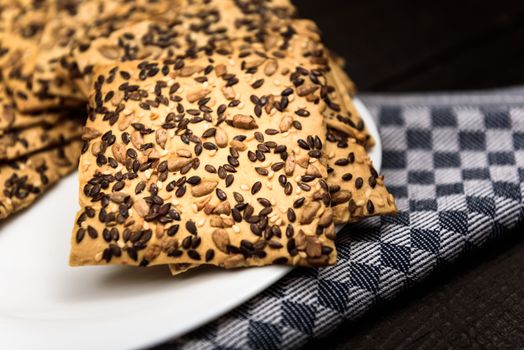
[{"xmin": 165, "ymin": 88, "xmax": 524, "ymax": 349}]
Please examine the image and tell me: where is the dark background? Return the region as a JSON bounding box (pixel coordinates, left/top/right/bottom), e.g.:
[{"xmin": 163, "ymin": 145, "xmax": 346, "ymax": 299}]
[
  {"xmin": 293, "ymin": 0, "xmax": 524, "ymax": 348},
  {"xmin": 297, "ymin": 0, "xmax": 524, "ymax": 92}
]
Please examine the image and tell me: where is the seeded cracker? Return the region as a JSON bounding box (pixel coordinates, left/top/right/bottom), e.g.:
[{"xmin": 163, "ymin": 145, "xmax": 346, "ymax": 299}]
[
  {"xmin": 0, "ymin": 139, "xmax": 82, "ymax": 220},
  {"xmin": 0, "ymin": 31, "xmax": 82, "ymax": 112},
  {"xmin": 0, "ymin": 82, "xmax": 63, "ymax": 133},
  {"xmin": 30, "ymin": 12, "xmax": 85, "ymax": 102},
  {"xmin": 0, "ymin": 117, "xmax": 82, "ymax": 161},
  {"xmin": 168, "ymin": 128, "xmax": 396, "ymax": 275},
  {"xmin": 32, "ymin": 0, "xmax": 184, "ymax": 101},
  {"xmin": 70, "ymin": 51, "xmax": 337, "ymax": 268},
  {"xmin": 69, "ymin": 0, "xmax": 373, "ymax": 146},
  {"xmin": 0, "ymin": 2, "xmax": 70, "ymax": 112},
  {"xmin": 72, "ymin": 10, "xmax": 395, "ymax": 227},
  {"xmin": 29, "ymin": 0, "xmax": 110, "ymax": 101},
  {"xmin": 71, "ymin": 0, "xmax": 297, "ymax": 94},
  {"xmin": 0, "ymin": 0, "xmax": 49, "ymax": 38},
  {"xmin": 326, "ymin": 128, "xmax": 396, "ymax": 224}
]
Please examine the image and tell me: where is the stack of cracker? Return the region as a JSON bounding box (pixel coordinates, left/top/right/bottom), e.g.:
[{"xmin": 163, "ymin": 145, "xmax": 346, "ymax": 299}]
[
  {"xmin": 1, "ymin": 0, "xmax": 397, "ymax": 273},
  {"xmin": 0, "ymin": 1, "xmax": 84, "ymax": 219}
]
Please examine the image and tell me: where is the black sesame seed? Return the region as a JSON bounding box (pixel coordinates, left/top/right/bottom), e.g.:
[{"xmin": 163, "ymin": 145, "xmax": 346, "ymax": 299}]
[
  {"xmin": 187, "ymin": 250, "xmax": 201, "ymax": 261},
  {"xmin": 126, "ymin": 148, "xmax": 137, "ymax": 159},
  {"xmin": 251, "ymin": 79, "xmax": 264, "ymax": 89},
  {"xmin": 232, "ymin": 208, "xmax": 242, "ymax": 222},
  {"xmin": 225, "ymin": 174, "xmax": 234, "ymax": 187},
  {"xmin": 273, "ymin": 257, "xmax": 288, "ymax": 264},
  {"xmin": 367, "ymin": 200, "xmax": 375, "ymax": 214},
  {"xmin": 287, "ymin": 238, "xmax": 298, "ymax": 256},
  {"xmin": 255, "ymin": 167, "xmax": 268, "ymax": 176},
  {"xmin": 167, "ymin": 225, "xmax": 179, "ymax": 236},
  {"xmin": 216, "ymin": 188, "xmax": 227, "ymax": 201},
  {"xmin": 297, "ymin": 139, "xmax": 310, "ymax": 150},
  {"xmin": 342, "ymin": 173, "xmax": 353, "ymax": 181},
  {"xmin": 175, "ymin": 185, "xmax": 186, "ymax": 197},
  {"xmin": 127, "ymin": 247, "xmax": 138, "ymax": 261},
  {"xmin": 205, "ymin": 164, "xmax": 217, "ymax": 173},
  {"xmin": 102, "ymin": 248, "xmax": 112, "ymax": 263},
  {"xmin": 202, "ymin": 128, "xmax": 216, "ymax": 138},
  {"xmin": 191, "ymin": 236, "xmax": 202, "ymax": 249},
  {"xmin": 287, "ymin": 208, "xmax": 296, "ymax": 222},
  {"xmin": 187, "ymin": 176, "xmax": 201, "ymax": 185},
  {"xmin": 295, "ymin": 109, "xmax": 310, "ymax": 117},
  {"xmin": 228, "ymin": 155, "xmax": 239, "ymax": 167},
  {"xmin": 308, "ymin": 150, "xmax": 321, "ymax": 158},
  {"xmin": 298, "ymin": 182, "xmax": 311, "ymax": 191},
  {"xmin": 250, "ymin": 223, "xmax": 261, "ymax": 236},
  {"xmin": 103, "ymin": 229, "xmax": 111, "ymax": 242},
  {"xmin": 87, "ymin": 226, "xmax": 98, "ymax": 239},
  {"xmin": 250, "ymin": 181, "xmax": 262, "ymax": 195},
  {"xmin": 335, "ymin": 158, "xmax": 349, "ymax": 166},
  {"xmin": 293, "ymin": 197, "xmax": 305, "ymax": 208},
  {"xmin": 284, "ymin": 182, "xmax": 293, "ymax": 195},
  {"xmin": 244, "ymin": 205, "xmax": 254, "ymax": 219},
  {"xmin": 301, "ymin": 175, "xmax": 316, "ymax": 182},
  {"xmin": 278, "ymin": 174, "xmax": 287, "ymax": 187},
  {"xmin": 286, "ymin": 224, "xmax": 294, "ymax": 238},
  {"xmin": 281, "ymin": 87, "xmax": 293, "ymax": 96},
  {"xmin": 233, "ymin": 192, "xmax": 244, "ymax": 203},
  {"xmin": 113, "ymin": 181, "xmax": 125, "ymax": 191},
  {"xmin": 168, "ymin": 250, "xmax": 183, "ymax": 258},
  {"xmin": 205, "ymin": 249, "xmax": 215, "ymax": 262},
  {"xmin": 186, "ymin": 220, "xmax": 197, "ymax": 235},
  {"xmin": 257, "ymin": 198, "xmax": 271, "ymax": 207},
  {"xmin": 75, "ymin": 228, "xmax": 85, "ymax": 243},
  {"xmin": 135, "ymin": 181, "xmax": 146, "ymax": 194},
  {"xmin": 182, "ymin": 236, "xmax": 192, "ymax": 249},
  {"xmin": 322, "ymin": 246, "xmax": 333, "ymax": 255},
  {"xmin": 223, "ymin": 164, "xmax": 236, "ymax": 173}
]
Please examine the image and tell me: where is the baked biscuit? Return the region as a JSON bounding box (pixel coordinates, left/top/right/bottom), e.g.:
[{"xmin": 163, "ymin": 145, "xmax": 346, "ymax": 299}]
[
  {"xmin": 0, "ymin": 117, "xmax": 82, "ymax": 160},
  {"xmin": 0, "ymin": 139, "xmax": 82, "ymax": 220},
  {"xmin": 71, "ymin": 1, "xmax": 372, "ymax": 146},
  {"xmin": 326, "ymin": 128, "xmax": 396, "ymax": 224},
  {"xmin": 0, "ymin": 82, "xmax": 62, "ymax": 133},
  {"xmin": 168, "ymin": 129, "xmax": 397, "ymax": 275},
  {"xmin": 0, "ymin": 33, "xmax": 81, "ymax": 112},
  {"xmin": 70, "ymin": 51, "xmax": 337, "ymax": 268},
  {"xmin": 32, "ymin": 0, "xmax": 184, "ymax": 101}
]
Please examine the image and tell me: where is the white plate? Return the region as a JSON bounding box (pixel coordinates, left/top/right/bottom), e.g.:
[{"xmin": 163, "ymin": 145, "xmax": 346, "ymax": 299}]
[{"xmin": 0, "ymin": 98, "xmax": 381, "ymax": 350}]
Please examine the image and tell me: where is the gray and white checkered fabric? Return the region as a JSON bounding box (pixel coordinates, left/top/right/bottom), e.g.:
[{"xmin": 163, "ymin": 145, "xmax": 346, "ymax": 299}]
[{"xmin": 166, "ymin": 90, "xmax": 524, "ymax": 350}]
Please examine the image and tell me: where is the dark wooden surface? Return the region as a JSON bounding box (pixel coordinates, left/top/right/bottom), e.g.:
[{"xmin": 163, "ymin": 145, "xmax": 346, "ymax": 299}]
[
  {"xmin": 296, "ymin": 0, "xmax": 524, "ymax": 92},
  {"xmin": 293, "ymin": 0, "xmax": 524, "ymax": 349}
]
